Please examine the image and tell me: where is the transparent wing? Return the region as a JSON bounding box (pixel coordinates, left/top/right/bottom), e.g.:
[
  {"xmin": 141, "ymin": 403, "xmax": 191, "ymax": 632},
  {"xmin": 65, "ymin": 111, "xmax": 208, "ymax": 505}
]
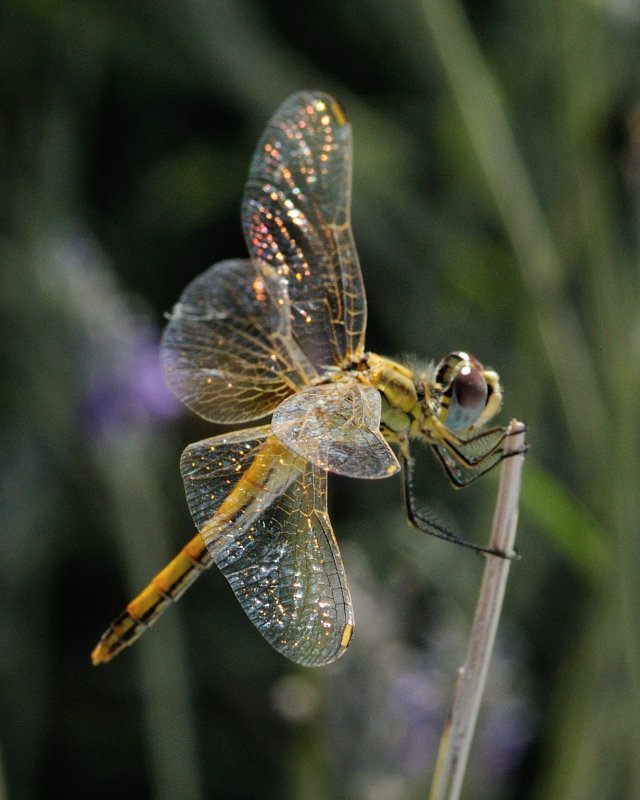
[
  {"xmin": 181, "ymin": 426, "xmax": 354, "ymax": 666},
  {"xmin": 271, "ymin": 378, "xmax": 400, "ymax": 479},
  {"xmin": 161, "ymin": 259, "xmax": 316, "ymax": 424},
  {"xmin": 242, "ymin": 91, "xmax": 367, "ymax": 372}
]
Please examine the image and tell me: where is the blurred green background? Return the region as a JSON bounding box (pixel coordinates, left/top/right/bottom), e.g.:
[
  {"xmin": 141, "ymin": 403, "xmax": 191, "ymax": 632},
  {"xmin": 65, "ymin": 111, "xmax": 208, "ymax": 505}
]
[{"xmin": 2, "ymin": 1, "xmax": 640, "ymax": 798}]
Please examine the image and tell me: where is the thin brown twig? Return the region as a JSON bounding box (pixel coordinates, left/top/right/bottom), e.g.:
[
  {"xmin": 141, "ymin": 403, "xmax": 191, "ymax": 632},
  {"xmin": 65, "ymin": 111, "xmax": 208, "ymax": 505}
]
[{"xmin": 428, "ymin": 419, "xmax": 527, "ymax": 800}]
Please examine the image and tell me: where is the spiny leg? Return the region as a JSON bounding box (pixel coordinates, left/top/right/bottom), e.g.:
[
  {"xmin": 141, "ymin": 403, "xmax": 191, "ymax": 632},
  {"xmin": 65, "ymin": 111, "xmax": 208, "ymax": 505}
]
[
  {"xmin": 401, "ymin": 451, "xmax": 514, "ymax": 559},
  {"xmin": 435, "ymin": 425, "xmax": 527, "ymax": 488}
]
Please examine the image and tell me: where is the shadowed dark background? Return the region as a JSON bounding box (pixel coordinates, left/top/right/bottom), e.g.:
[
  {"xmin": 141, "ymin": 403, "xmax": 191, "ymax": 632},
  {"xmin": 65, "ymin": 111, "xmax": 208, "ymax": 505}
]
[{"xmin": 2, "ymin": 1, "xmax": 640, "ymax": 798}]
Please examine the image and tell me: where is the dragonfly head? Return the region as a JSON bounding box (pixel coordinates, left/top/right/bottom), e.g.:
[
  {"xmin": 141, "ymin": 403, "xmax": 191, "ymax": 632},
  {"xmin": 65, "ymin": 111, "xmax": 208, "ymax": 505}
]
[{"xmin": 431, "ymin": 351, "xmax": 503, "ymax": 432}]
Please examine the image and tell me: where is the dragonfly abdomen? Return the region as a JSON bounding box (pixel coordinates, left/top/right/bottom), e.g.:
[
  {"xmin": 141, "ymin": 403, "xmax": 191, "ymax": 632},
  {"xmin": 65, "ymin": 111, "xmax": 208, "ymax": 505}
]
[{"xmin": 91, "ymin": 534, "xmax": 212, "ymax": 665}]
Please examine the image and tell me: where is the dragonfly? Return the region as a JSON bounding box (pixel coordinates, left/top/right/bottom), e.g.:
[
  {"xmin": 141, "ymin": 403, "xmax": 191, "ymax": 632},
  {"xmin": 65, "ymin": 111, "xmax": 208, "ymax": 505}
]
[{"xmin": 92, "ymin": 91, "xmax": 512, "ymax": 668}]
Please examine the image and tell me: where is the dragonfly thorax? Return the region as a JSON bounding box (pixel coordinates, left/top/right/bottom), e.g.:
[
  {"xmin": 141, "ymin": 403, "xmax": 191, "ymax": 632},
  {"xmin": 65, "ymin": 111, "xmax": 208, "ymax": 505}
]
[
  {"xmin": 358, "ymin": 352, "xmax": 419, "ymax": 437},
  {"xmin": 360, "ymin": 350, "xmax": 502, "ymax": 447}
]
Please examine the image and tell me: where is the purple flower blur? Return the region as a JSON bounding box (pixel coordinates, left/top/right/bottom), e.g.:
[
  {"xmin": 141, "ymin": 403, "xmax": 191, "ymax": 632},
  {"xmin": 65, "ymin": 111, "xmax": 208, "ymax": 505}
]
[
  {"xmin": 82, "ymin": 326, "xmax": 182, "ymax": 436},
  {"xmin": 44, "ymin": 226, "xmax": 182, "ymax": 439}
]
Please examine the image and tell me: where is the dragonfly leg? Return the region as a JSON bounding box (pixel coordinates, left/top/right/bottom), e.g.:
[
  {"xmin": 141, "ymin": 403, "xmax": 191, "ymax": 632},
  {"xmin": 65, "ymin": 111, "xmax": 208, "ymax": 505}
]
[
  {"xmin": 400, "ymin": 451, "xmax": 515, "ymax": 559},
  {"xmin": 431, "ymin": 423, "xmax": 527, "ymax": 489}
]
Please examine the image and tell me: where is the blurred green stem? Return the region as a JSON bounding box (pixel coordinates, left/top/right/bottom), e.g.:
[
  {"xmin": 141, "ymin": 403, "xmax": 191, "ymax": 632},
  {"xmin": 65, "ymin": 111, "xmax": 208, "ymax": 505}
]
[
  {"xmin": 418, "ymin": 0, "xmax": 609, "ymax": 472},
  {"xmin": 96, "ymin": 433, "xmax": 205, "ymax": 800},
  {"xmin": 419, "ymin": 0, "xmax": 640, "ymax": 795},
  {"xmin": 0, "ymin": 740, "xmax": 7, "ymax": 800},
  {"xmin": 531, "ymin": 587, "xmax": 635, "ymax": 800},
  {"xmin": 32, "ymin": 90, "xmax": 205, "ymax": 800}
]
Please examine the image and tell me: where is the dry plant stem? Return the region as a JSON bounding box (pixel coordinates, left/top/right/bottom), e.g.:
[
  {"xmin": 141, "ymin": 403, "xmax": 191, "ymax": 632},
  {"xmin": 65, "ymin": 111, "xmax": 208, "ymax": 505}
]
[{"xmin": 429, "ymin": 419, "xmax": 526, "ymax": 800}]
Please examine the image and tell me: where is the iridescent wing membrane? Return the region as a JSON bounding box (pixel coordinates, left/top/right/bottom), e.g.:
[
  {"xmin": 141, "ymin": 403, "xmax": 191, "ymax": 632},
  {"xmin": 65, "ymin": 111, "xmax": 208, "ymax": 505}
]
[
  {"xmin": 160, "ymin": 92, "xmax": 389, "ymax": 664},
  {"xmin": 242, "ymin": 91, "xmax": 367, "ymax": 372},
  {"xmin": 161, "ymin": 258, "xmax": 313, "ymax": 424},
  {"xmin": 272, "ymin": 380, "xmax": 398, "ymax": 478},
  {"xmin": 182, "ymin": 427, "xmax": 353, "ymax": 666}
]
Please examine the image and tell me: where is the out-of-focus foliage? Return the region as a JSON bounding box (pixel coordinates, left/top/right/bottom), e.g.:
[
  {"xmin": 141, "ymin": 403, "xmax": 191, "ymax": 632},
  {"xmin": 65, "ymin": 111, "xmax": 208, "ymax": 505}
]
[{"xmin": 2, "ymin": 1, "xmax": 640, "ymax": 798}]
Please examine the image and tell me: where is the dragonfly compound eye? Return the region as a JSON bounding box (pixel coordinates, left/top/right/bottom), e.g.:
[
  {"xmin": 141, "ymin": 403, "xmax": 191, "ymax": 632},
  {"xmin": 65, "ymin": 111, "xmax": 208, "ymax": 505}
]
[{"xmin": 442, "ymin": 357, "xmax": 489, "ymax": 432}]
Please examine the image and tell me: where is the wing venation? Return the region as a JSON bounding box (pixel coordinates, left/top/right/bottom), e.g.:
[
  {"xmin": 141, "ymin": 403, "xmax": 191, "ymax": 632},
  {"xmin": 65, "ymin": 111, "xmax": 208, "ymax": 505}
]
[
  {"xmin": 161, "ymin": 259, "xmax": 315, "ymax": 424},
  {"xmin": 180, "ymin": 427, "xmax": 354, "ymax": 665},
  {"xmin": 272, "ymin": 379, "xmax": 400, "ymax": 479},
  {"xmin": 242, "ymin": 91, "xmax": 367, "ymax": 371}
]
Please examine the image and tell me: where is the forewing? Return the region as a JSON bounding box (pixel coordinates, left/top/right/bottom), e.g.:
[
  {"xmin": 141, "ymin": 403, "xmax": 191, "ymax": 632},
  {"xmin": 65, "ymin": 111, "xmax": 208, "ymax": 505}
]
[
  {"xmin": 161, "ymin": 259, "xmax": 315, "ymax": 424},
  {"xmin": 181, "ymin": 427, "xmax": 354, "ymax": 666},
  {"xmin": 242, "ymin": 91, "xmax": 367, "ymax": 372},
  {"xmin": 271, "ymin": 379, "xmax": 400, "ymax": 479}
]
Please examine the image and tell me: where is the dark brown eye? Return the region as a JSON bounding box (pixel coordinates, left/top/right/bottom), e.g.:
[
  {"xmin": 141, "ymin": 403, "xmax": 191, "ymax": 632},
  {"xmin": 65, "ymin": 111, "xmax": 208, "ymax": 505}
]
[
  {"xmin": 452, "ymin": 366, "xmax": 488, "ymax": 409},
  {"xmin": 444, "ymin": 364, "xmax": 488, "ymax": 431}
]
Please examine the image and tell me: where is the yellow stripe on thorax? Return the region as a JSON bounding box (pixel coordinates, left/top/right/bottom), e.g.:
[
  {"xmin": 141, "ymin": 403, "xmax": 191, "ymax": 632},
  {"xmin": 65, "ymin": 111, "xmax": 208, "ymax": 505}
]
[
  {"xmin": 366, "ymin": 353, "xmax": 418, "ymax": 436},
  {"xmin": 367, "ymin": 353, "xmax": 418, "ymax": 412}
]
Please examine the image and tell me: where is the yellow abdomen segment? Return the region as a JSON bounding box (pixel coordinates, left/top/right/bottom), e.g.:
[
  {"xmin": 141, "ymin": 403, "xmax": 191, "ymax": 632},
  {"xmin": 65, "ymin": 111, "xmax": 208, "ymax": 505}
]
[
  {"xmin": 91, "ymin": 435, "xmax": 290, "ymax": 666},
  {"xmin": 91, "ymin": 533, "xmax": 211, "ymax": 665}
]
